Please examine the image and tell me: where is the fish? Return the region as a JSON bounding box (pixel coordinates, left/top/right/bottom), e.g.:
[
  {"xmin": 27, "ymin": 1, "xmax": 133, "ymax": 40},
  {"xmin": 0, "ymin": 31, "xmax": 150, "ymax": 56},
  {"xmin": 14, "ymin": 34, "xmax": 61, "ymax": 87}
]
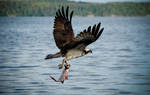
[{"xmin": 50, "ymin": 64, "xmax": 70, "ymax": 84}]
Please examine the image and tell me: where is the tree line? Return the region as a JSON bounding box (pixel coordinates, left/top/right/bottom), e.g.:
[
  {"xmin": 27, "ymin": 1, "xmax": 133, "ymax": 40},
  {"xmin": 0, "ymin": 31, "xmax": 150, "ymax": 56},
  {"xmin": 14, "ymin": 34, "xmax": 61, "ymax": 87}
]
[{"xmin": 0, "ymin": 0, "xmax": 150, "ymax": 16}]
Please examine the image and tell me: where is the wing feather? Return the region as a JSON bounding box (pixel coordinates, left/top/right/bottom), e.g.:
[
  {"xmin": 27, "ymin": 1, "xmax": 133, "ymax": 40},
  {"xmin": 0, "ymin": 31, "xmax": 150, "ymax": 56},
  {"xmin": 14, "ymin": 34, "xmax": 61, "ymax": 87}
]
[
  {"xmin": 62, "ymin": 22, "xmax": 104, "ymax": 52},
  {"xmin": 53, "ymin": 6, "xmax": 74, "ymax": 50},
  {"xmin": 66, "ymin": 6, "xmax": 69, "ymax": 19},
  {"xmin": 70, "ymin": 11, "xmax": 74, "ymax": 22},
  {"xmin": 61, "ymin": 7, "xmax": 65, "ymax": 18}
]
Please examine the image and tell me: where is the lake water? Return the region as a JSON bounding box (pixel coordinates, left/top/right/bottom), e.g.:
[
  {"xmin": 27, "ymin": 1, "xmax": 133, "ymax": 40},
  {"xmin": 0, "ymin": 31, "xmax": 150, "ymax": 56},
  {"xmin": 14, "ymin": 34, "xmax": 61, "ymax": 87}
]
[{"xmin": 0, "ymin": 17, "xmax": 150, "ymax": 95}]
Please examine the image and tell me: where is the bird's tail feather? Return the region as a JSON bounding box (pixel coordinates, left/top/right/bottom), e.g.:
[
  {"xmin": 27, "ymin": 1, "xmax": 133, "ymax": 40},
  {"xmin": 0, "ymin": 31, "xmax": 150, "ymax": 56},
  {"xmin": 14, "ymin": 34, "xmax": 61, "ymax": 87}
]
[{"xmin": 45, "ymin": 52, "xmax": 61, "ymax": 59}]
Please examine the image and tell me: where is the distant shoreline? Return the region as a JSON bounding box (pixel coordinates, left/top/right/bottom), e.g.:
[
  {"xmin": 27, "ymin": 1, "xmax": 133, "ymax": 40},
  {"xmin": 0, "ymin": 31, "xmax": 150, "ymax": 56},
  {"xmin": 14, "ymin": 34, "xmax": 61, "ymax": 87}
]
[
  {"xmin": 0, "ymin": 0, "xmax": 150, "ymax": 17},
  {"xmin": 3, "ymin": 14, "xmax": 150, "ymax": 17}
]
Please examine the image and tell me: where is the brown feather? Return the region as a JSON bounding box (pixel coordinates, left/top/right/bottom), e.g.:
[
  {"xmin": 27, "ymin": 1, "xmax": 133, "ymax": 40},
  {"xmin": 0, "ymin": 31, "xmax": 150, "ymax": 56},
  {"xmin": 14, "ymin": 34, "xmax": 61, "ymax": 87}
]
[
  {"xmin": 53, "ymin": 6, "xmax": 74, "ymax": 50},
  {"xmin": 45, "ymin": 52, "xmax": 62, "ymax": 59},
  {"xmin": 62, "ymin": 22, "xmax": 104, "ymax": 52}
]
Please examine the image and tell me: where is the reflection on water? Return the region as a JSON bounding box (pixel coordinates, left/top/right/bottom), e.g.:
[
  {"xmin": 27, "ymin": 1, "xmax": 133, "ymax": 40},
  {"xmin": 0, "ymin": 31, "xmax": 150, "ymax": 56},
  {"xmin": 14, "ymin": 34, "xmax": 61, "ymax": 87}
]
[{"xmin": 0, "ymin": 17, "xmax": 150, "ymax": 95}]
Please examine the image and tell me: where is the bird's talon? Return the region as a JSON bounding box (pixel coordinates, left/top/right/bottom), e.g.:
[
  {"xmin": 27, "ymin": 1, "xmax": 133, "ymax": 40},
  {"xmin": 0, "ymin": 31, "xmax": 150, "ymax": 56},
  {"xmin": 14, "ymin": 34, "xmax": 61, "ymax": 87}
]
[
  {"xmin": 65, "ymin": 63, "xmax": 70, "ymax": 67},
  {"xmin": 58, "ymin": 64, "xmax": 63, "ymax": 69}
]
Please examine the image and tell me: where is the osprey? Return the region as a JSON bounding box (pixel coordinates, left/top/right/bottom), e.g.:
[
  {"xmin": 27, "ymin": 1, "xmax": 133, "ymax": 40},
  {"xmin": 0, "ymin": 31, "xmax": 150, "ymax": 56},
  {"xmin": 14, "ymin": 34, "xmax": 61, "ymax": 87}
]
[{"xmin": 45, "ymin": 6, "xmax": 104, "ymax": 69}]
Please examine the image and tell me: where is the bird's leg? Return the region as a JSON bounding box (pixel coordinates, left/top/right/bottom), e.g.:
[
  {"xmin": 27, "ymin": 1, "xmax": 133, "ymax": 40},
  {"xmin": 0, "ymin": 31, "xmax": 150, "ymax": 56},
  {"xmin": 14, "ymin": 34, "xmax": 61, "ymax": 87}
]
[
  {"xmin": 64, "ymin": 60, "xmax": 70, "ymax": 66},
  {"xmin": 58, "ymin": 59, "xmax": 66, "ymax": 69},
  {"xmin": 64, "ymin": 59, "xmax": 71, "ymax": 68}
]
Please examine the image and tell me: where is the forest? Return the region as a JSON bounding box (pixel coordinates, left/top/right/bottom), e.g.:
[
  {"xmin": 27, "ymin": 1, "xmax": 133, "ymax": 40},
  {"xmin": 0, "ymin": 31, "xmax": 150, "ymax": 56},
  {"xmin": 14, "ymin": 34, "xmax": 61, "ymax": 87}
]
[{"xmin": 0, "ymin": 0, "xmax": 150, "ymax": 16}]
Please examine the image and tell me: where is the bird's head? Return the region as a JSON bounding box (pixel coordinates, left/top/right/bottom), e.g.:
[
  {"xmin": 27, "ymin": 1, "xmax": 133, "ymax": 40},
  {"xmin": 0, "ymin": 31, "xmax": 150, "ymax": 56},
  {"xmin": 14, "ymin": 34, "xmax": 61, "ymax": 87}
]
[{"xmin": 84, "ymin": 49, "xmax": 92, "ymax": 55}]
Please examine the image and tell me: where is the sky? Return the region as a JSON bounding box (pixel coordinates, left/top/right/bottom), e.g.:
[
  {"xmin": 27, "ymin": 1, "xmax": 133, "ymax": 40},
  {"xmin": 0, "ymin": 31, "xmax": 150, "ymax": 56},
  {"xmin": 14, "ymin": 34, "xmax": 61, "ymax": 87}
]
[{"xmin": 72, "ymin": 0, "xmax": 150, "ymax": 3}]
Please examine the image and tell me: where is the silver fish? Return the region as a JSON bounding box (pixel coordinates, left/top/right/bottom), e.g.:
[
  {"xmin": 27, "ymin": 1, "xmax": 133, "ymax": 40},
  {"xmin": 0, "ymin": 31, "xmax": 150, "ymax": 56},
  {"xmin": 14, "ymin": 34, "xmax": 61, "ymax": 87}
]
[{"xmin": 50, "ymin": 64, "xmax": 70, "ymax": 84}]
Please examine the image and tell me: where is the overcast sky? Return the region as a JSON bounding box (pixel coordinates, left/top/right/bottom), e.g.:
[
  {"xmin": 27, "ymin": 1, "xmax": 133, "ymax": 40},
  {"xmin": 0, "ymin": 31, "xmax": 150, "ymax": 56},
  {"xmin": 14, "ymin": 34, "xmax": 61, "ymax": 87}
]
[{"xmin": 72, "ymin": 0, "xmax": 150, "ymax": 3}]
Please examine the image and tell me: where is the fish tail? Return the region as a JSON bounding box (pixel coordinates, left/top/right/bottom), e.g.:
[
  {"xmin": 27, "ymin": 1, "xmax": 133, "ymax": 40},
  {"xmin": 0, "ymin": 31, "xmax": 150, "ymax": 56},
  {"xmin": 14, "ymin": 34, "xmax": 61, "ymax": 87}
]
[{"xmin": 50, "ymin": 76, "xmax": 57, "ymax": 82}]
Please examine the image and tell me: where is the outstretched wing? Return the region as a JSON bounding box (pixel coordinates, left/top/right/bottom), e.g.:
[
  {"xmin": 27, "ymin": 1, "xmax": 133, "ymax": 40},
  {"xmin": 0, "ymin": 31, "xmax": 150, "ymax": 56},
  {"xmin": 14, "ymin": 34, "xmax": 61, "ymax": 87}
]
[
  {"xmin": 62, "ymin": 23, "xmax": 104, "ymax": 51},
  {"xmin": 53, "ymin": 6, "xmax": 74, "ymax": 50}
]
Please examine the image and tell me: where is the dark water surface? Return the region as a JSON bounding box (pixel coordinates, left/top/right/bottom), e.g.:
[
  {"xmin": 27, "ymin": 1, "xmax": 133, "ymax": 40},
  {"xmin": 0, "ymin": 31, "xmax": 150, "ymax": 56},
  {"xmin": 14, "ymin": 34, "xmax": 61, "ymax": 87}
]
[{"xmin": 0, "ymin": 17, "xmax": 150, "ymax": 95}]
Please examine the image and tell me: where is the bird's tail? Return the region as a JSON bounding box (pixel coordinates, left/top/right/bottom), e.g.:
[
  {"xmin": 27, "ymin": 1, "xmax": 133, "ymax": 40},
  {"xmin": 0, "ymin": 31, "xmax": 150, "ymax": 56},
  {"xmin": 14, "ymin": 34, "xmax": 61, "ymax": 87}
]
[{"xmin": 45, "ymin": 52, "xmax": 62, "ymax": 59}]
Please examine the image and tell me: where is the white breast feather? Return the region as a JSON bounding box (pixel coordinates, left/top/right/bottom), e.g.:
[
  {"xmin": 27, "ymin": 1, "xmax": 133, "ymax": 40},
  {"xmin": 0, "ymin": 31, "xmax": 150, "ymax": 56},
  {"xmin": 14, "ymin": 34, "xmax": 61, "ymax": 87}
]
[{"xmin": 66, "ymin": 49, "xmax": 83, "ymax": 60}]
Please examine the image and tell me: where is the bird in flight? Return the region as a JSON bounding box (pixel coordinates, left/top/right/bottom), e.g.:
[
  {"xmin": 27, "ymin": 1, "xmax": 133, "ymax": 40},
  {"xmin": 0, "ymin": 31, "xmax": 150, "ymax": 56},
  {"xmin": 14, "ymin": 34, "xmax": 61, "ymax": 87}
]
[{"xmin": 45, "ymin": 6, "xmax": 104, "ymax": 69}]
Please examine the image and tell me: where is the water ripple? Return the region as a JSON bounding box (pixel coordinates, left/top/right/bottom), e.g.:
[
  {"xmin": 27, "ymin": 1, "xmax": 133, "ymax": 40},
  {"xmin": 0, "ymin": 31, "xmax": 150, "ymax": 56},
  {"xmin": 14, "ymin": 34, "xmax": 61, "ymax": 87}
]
[{"xmin": 0, "ymin": 17, "xmax": 150, "ymax": 95}]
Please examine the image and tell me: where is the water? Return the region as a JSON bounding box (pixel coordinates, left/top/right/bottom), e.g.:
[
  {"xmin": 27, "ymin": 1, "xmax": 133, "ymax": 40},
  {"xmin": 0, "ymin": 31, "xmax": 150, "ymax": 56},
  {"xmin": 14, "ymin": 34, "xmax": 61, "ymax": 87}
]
[{"xmin": 0, "ymin": 17, "xmax": 150, "ymax": 95}]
